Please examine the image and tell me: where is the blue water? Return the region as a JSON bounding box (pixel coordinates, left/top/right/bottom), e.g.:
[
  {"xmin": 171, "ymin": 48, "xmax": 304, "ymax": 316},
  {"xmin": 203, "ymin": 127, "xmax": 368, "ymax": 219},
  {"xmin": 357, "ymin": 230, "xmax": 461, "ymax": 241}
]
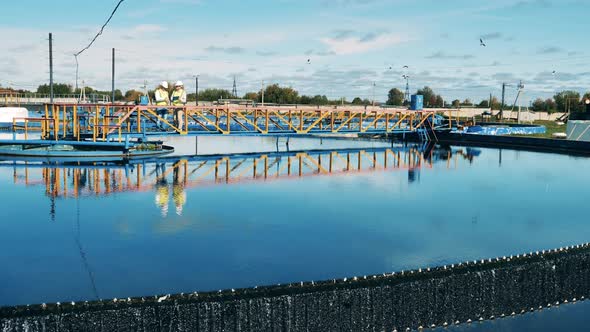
[
  {"xmin": 440, "ymin": 300, "xmax": 590, "ymax": 331},
  {"xmin": 0, "ymin": 136, "xmax": 589, "ymax": 330}
]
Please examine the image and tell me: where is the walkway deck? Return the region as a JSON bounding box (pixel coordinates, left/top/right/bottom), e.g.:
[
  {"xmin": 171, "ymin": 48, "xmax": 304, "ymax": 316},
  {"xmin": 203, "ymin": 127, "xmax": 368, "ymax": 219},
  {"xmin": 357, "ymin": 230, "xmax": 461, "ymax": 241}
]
[{"xmin": 8, "ymin": 103, "xmax": 441, "ymax": 142}]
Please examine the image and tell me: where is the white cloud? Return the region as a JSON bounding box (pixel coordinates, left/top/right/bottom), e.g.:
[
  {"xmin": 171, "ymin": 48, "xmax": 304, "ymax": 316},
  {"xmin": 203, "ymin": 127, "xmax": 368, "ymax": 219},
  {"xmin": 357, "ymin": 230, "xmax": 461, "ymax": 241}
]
[
  {"xmin": 160, "ymin": 0, "xmax": 202, "ymax": 4},
  {"xmin": 131, "ymin": 24, "xmax": 167, "ymax": 34},
  {"xmin": 320, "ymin": 33, "xmax": 406, "ymax": 55}
]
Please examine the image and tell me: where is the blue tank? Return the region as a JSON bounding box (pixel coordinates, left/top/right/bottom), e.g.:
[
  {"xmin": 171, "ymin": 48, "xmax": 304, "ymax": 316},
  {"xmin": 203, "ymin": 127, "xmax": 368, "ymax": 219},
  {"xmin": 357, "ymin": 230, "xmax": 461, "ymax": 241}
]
[
  {"xmin": 139, "ymin": 95, "xmax": 149, "ymax": 105},
  {"xmin": 410, "ymin": 95, "xmax": 423, "ymax": 110}
]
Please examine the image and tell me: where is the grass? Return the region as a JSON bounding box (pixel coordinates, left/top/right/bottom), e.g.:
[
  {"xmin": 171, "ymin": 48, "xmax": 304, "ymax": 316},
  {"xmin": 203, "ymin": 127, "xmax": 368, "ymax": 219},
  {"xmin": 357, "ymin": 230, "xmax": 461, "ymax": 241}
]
[{"xmin": 526, "ymin": 120, "xmax": 567, "ymax": 138}]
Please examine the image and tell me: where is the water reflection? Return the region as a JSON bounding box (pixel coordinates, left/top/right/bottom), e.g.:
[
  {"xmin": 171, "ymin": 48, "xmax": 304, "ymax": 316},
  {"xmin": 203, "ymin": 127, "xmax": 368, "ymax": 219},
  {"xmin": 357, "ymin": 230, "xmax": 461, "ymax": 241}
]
[
  {"xmin": 2, "ymin": 144, "xmax": 480, "ymax": 218},
  {"xmin": 3, "ymin": 140, "xmax": 590, "ymax": 309}
]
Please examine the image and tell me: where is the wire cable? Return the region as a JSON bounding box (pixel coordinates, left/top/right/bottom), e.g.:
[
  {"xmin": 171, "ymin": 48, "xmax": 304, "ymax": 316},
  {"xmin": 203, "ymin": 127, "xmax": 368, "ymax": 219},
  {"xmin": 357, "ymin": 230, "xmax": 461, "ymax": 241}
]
[
  {"xmin": 73, "ymin": 0, "xmax": 125, "ymax": 90},
  {"xmin": 74, "ymin": 0, "xmax": 125, "ymax": 57}
]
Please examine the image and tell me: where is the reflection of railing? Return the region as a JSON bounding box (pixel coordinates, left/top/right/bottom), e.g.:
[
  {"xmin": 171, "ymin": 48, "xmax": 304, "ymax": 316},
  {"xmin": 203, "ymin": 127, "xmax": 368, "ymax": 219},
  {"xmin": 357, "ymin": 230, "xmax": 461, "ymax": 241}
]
[
  {"xmin": 10, "ymin": 104, "xmax": 439, "ymax": 141},
  {"xmin": 7, "ymin": 146, "xmax": 473, "ymax": 199},
  {"xmin": 5, "ymin": 145, "xmax": 477, "ymax": 218},
  {"xmin": 11, "ymin": 117, "xmax": 55, "ymax": 139}
]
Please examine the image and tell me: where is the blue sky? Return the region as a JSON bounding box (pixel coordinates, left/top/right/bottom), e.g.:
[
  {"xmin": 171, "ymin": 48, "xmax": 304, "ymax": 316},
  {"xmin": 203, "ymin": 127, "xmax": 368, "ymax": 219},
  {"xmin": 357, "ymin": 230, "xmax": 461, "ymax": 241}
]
[{"xmin": 1, "ymin": 0, "xmax": 589, "ymax": 104}]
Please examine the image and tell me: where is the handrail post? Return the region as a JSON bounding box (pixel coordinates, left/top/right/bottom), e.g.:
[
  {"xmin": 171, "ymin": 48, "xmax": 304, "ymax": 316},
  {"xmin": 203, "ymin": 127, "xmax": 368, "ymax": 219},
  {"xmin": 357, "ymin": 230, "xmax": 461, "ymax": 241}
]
[
  {"xmin": 54, "ymin": 105, "xmax": 59, "ymax": 141},
  {"xmin": 137, "ymin": 108, "xmax": 141, "ymax": 133},
  {"xmin": 62, "ymin": 105, "xmax": 66, "ymax": 138},
  {"xmin": 73, "ymin": 105, "xmax": 77, "ymax": 140},
  {"xmin": 184, "ymin": 106, "xmax": 189, "ymax": 133}
]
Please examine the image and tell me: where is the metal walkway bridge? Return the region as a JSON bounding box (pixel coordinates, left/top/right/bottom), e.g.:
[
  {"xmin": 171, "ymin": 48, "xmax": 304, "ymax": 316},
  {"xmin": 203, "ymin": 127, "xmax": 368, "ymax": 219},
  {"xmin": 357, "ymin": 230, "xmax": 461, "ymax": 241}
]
[{"xmin": 9, "ymin": 103, "xmax": 442, "ymax": 141}]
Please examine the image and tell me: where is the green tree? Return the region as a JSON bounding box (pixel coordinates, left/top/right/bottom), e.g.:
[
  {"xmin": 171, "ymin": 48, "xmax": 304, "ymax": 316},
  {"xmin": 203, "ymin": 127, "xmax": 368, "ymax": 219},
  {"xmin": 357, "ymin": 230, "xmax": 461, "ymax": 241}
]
[
  {"xmin": 386, "ymin": 88, "xmax": 404, "ymax": 106},
  {"xmin": 199, "ymin": 88, "xmax": 233, "ymax": 101},
  {"xmin": 299, "ymin": 95, "xmax": 312, "ymax": 104},
  {"xmin": 351, "ymin": 97, "xmax": 363, "ymax": 105},
  {"xmin": 582, "ymin": 92, "xmax": 590, "ymax": 109},
  {"xmin": 544, "ymin": 98, "xmax": 557, "ymax": 113},
  {"xmin": 416, "ymin": 86, "xmax": 435, "ymax": 107},
  {"xmin": 435, "ymin": 95, "xmax": 444, "ymax": 107},
  {"xmin": 243, "ymin": 92, "xmax": 259, "ymax": 101},
  {"xmin": 554, "ymin": 90, "xmax": 581, "ymax": 113},
  {"xmin": 532, "ymin": 98, "xmax": 546, "ymax": 112},
  {"xmin": 263, "ymin": 84, "xmax": 299, "ymax": 104},
  {"xmin": 124, "ymin": 90, "xmax": 143, "ymax": 103},
  {"xmin": 451, "ymin": 99, "xmax": 461, "ymax": 108},
  {"xmin": 37, "ymin": 83, "xmax": 72, "ymax": 95},
  {"xmin": 309, "ymin": 95, "xmax": 329, "ymax": 105},
  {"xmin": 490, "ymin": 96, "xmax": 502, "ymax": 110}
]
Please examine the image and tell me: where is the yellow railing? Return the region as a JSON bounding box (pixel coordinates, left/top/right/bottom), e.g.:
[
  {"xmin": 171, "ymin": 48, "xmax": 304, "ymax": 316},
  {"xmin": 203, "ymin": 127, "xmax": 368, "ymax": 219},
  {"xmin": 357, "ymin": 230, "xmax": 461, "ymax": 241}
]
[{"xmin": 10, "ymin": 104, "xmax": 437, "ymax": 142}]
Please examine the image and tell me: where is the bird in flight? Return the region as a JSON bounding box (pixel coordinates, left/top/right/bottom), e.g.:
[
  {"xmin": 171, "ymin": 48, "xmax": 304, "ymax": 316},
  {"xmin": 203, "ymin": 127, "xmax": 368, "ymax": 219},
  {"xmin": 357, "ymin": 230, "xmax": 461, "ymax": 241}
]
[
  {"xmin": 403, "ymin": 65, "xmax": 409, "ymax": 68},
  {"xmin": 307, "ymin": 59, "xmax": 311, "ymax": 64},
  {"xmin": 480, "ymin": 38, "xmax": 486, "ymax": 47},
  {"xmin": 552, "ymin": 70, "xmax": 556, "ymax": 75}
]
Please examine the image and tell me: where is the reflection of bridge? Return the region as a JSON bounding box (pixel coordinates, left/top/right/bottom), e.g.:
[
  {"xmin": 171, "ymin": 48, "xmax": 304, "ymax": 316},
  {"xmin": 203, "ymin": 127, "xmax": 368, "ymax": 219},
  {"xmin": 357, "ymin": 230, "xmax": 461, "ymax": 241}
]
[
  {"xmin": 6, "ymin": 145, "xmax": 475, "ymax": 203},
  {"xmin": 9, "ymin": 103, "xmax": 442, "ymax": 141}
]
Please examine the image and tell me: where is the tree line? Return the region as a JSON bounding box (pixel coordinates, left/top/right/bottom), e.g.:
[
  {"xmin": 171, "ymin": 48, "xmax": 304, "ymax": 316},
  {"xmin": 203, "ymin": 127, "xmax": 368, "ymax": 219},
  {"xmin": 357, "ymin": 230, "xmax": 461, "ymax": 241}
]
[
  {"xmin": 388, "ymin": 86, "xmax": 590, "ymax": 113},
  {"xmin": 11, "ymin": 83, "xmax": 590, "ymax": 113}
]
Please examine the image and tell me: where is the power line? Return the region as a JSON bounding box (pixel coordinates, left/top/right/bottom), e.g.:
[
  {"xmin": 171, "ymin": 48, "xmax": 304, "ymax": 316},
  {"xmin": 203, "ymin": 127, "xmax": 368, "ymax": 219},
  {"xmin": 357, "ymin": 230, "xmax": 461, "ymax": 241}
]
[
  {"xmin": 74, "ymin": 0, "xmax": 126, "ymax": 57},
  {"xmin": 73, "ymin": 0, "xmax": 126, "ymax": 90}
]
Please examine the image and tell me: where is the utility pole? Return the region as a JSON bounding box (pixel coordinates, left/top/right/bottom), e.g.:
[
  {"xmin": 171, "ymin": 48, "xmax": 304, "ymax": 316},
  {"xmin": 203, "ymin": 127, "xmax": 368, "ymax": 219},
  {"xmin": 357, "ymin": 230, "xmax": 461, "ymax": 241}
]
[
  {"xmin": 49, "ymin": 33, "xmax": 54, "ymax": 104},
  {"xmin": 79, "ymin": 80, "xmax": 86, "ymax": 103},
  {"xmin": 372, "ymin": 82, "xmax": 376, "ymax": 107},
  {"xmin": 500, "ymin": 83, "xmax": 506, "ymax": 120},
  {"xmin": 261, "ymin": 80, "xmax": 265, "ymax": 106},
  {"xmin": 194, "ymin": 75, "xmax": 199, "ymax": 106},
  {"xmin": 403, "ymin": 75, "xmax": 410, "ymax": 104},
  {"xmin": 516, "ymin": 81, "xmax": 524, "ymax": 124},
  {"xmin": 111, "ymin": 48, "xmax": 115, "ymax": 104},
  {"xmin": 232, "ymin": 76, "xmax": 238, "ymax": 98}
]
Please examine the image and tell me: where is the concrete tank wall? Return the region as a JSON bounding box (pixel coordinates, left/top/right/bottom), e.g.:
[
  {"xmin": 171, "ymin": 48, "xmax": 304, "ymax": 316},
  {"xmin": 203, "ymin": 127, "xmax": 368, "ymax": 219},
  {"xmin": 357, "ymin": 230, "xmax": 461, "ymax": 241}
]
[{"xmin": 2, "ymin": 244, "xmax": 590, "ymax": 332}]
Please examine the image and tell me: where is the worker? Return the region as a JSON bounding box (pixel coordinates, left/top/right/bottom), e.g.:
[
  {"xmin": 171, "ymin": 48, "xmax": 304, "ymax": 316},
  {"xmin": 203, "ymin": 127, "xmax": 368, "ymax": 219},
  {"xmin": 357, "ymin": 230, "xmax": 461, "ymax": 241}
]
[
  {"xmin": 171, "ymin": 81, "xmax": 187, "ymax": 130},
  {"xmin": 154, "ymin": 81, "xmax": 170, "ymax": 129}
]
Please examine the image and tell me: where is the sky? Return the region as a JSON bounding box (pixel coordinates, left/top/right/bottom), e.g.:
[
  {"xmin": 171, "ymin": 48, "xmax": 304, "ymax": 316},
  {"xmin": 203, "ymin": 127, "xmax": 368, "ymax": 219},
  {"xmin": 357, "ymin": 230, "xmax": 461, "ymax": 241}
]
[{"xmin": 1, "ymin": 0, "xmax": 589, "ymax": 105}]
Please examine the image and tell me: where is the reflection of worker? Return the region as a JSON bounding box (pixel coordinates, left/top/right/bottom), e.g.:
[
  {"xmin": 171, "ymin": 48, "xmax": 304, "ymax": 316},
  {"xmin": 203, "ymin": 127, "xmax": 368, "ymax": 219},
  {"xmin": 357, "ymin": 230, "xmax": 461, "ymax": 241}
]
[
  {"xmin": 79, "ymin": 169, "xmax": 88, "ymax": 188},
  {"xmin": 408, "ymin": 169, "xmax": 417, "ymax": 183},
  {"xmin": 172, "ymin": 161, "xmax": 187, "ymax": 216},
  {"xmin": 154, "ymin": 81, "xmax": 170, "ymax": 129},
  {"xmin": 171, "ymin": 81, "xmax": 187, "ymax": 130},
  {"xmin": 154, "ymin": 163, "xmax": 169, "ymax": 217}
]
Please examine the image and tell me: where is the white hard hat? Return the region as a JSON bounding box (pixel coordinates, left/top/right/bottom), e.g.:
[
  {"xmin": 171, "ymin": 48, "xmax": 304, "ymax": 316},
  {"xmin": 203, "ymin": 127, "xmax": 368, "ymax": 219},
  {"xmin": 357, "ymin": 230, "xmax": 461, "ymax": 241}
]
[
  {"xmin": 175, "ymin": 81, "xmax": 184, "ymax": 87},
  {"xmin": 160, "ymin": 81, "xmax": 169, "ymax": 89}
]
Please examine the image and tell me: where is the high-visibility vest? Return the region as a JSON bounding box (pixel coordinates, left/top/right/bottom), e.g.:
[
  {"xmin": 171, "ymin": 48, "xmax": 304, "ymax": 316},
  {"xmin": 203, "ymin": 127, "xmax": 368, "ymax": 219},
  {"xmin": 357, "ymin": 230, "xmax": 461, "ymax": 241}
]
[
  {"xmin": 173, "ymin": 184, "xmax": 186, "ymax": 206},
  {"xmin": 155, "ymin": 89, "xmax": 169, "ymax": 106},
  {"xmin": 171, "ymin": 89, "xmax": 186, "ymax": 106}
]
